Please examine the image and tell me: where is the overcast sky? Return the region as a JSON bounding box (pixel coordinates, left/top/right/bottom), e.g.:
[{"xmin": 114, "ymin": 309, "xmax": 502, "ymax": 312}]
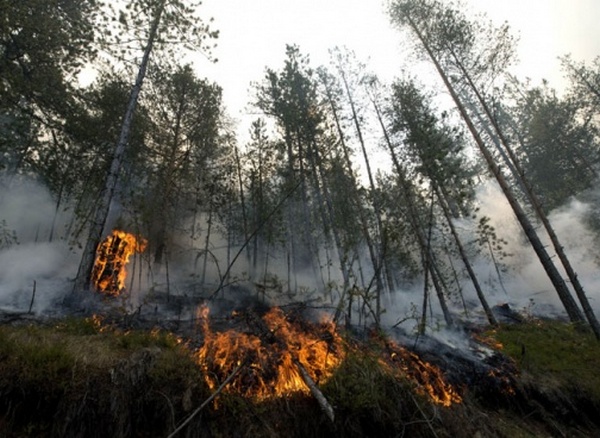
[{"xmin": 196, "ymin": 0, "xmax": 600, "ymax": 135}]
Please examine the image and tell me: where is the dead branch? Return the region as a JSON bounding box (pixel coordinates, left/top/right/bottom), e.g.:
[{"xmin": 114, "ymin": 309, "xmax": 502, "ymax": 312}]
[
  {"xmin": 293, "ymin": 358, "xmax": 335, "ymax": 423},
  {"xmin": 166, "ymin": 360, "xmax": 245, "ymax": 438}
]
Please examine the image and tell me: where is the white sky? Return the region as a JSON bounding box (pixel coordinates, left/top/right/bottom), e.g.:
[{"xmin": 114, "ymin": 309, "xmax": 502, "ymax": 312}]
[{"xmin": 195, "ymin": 0, "xmax": 600, "ymax": 137}]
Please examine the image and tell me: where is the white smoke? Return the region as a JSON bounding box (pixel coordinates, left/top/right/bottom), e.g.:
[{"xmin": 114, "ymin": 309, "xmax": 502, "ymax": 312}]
[
  {"xmin": 477, "ymin": 180, "xmax": 600, "ymax": 315},
  {"xmin": 0, "ymin": 176, "xmax": 79, "ymax": 314},
  {"xmin": 382, "ymin": 178, "xmax": 600, "ymax": 332}
]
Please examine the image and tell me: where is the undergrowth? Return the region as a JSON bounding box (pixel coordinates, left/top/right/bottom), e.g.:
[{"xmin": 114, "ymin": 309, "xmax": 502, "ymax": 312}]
[{"xmin": 0, "ymin": 316, "xmax": 599, "ymax": 437}]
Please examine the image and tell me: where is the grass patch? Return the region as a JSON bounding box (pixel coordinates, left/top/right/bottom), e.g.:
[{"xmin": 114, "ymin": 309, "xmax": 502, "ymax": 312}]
[
  {"xmin": 491, "ymin": 320, "xmax": 600, "ymax": 398},
  {"xmin": 2, "ymin": 316, "xmax": 600, "ymax": 437},
  {"xmin": 0, "ymin": 318, "xmax": 208, "ymax": 438}
]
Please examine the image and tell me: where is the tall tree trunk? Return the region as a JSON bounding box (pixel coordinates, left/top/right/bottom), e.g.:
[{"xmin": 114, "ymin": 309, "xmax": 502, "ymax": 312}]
[
  {"xmin": 371, "ymin": 92, "xmax": 453, "ymax": 325},
  {"xmin": 450, "ymin": 49, "xmax": 599, "ymax": 336},
  {"xmin": 434, "ymin": 184, "xmax": 497, "ymax": 325},
  {"xmin": 338, "ymin": 67, "xmax": 385, "ymax": 320},
  {"xmin": 321, "ymin": 76, "xmax": 384, "ymax": 324},
  {"xmin": 72, "ymin": 0, "xmax": 167, "ymax": 293},
  {"xmin": 404, "ymin": 14, "xmax": 584, "ymax": 323}
]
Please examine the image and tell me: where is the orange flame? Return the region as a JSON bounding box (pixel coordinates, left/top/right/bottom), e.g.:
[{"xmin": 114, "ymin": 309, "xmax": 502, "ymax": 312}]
[
  {"xmin": 383, "ymin": 339, "xmax": 462, "ymax": 406},
  {"xmin": 197, "ymin": 305, "xmax": 343, "ymax": 399},
  {"xmin": 197, "ymin": 305, "xmax": 463, "ymax": 406},
  {"xmin": 91, "ymin": 229, "xmax": 147, "ymax": 296}
]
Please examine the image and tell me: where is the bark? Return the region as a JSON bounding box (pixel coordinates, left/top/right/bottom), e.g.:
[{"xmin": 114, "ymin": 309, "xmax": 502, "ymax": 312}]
[
  {"xmin": 339, "ymin": 66, "xmax": 385, "ymax": 320},
  {"xmin": 371, "ymin": 92, "xmax": 453, "ymax": 325},
  {"xmin": 294, "ymin": 359, "xmax": 335, "ymax": 423},
  {"xmin": 435, "ymin": 184, "xmax": 497, "ymax": 326},
  {"xmin": 321, "ymin": 77, "xmax": 383, "ymax": 324}
]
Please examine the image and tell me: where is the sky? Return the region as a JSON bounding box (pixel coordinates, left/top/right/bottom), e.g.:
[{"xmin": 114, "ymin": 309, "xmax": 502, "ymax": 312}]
[{"xmin": 196, "ymin": 0, "xmax": 600, "ymax": 137}]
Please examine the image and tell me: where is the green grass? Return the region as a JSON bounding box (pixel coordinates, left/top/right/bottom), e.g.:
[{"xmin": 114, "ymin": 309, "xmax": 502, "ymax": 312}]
[{"xmin": 491, "ymin": 320, "xmax": 600, "ymax": 399}]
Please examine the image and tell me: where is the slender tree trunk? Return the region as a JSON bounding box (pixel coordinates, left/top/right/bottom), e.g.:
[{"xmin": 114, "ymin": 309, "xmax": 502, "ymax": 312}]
[
  {"xmin": 371, "ymin": 92, "xmax": 453, "ymax": 325},
  {"xmin": 72, "ymin": 0, "xmax": 167, "ymax": 293},
  {"xmin": 419, "ymin": 190, "xmax": 435, "ymax": 335},
  {"xmin": 404, "ymin": 14, "xmax": 584, "ymax": 322},
  {"xmin": 450, "ymin": 48, "xmax": 598, "ymax": 335},
  {"xmin": 435, "ymin": 184, "xmax": 497, "ymax": 325},
  {"xmin": 321, "ymin": 78, "xmax": 383, "ymax": 324},
  {"xmin": 338, "ymin": 67, "xmax": 385, "ymax": 320},
  {"xmin": 200, "ymin": 206, "xmax": 213, "ymax": 289}
]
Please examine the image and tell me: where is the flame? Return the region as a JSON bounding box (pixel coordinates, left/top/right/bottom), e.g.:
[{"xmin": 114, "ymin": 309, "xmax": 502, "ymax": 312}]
[
  {"xmin": 196, "ymin": 305, "xmax": 463, "ymax": 406},
  {"xmin": 382, "ymin": 339, "xmax": 463, "ymax": 407},
  {"xmin": 91, "ymin": 229, "xmax": 147, "ymax": 296},
  {"xmin": 197, "ymin": 305, "xmax": 343, "ymax": 399}
]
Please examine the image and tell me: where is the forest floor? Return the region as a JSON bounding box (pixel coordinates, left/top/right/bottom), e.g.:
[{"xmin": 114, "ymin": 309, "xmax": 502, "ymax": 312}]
[{"xmin": 0, "ymin": 301, "xmax": 599, "ymax": 438}]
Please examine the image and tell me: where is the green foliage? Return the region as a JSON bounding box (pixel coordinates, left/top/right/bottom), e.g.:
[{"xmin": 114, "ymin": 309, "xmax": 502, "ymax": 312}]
[{"xmin": 505, "ymin": 80, "xmax": 600, "ymax": 210}]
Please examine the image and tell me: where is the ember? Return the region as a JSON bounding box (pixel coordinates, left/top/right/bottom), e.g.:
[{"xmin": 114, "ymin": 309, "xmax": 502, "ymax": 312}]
[
  {"xmin": 196, "ymin": 305, "xmax": 343, "ymax": 399},
  {"xmin": 91, "ymin": 229, "xmax": 147, "ymax": 296}
]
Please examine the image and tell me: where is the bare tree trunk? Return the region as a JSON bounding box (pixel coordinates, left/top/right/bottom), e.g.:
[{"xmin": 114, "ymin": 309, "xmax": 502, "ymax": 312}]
[
  {"xmin": 72, "ymin": 0, "xmax": 166, "ymax": 293},
  {"xmin": 434, "ymin": 184, "xmax": 497, "ymax": 325},
  {"xmin": 371, "ymin": 92, "xmax": 453, "ymax": 325},
  {"xmin": 457, "ymin": 68, "xmax": 600, "ymax": 336},
  {"xmin": 321, "ymin": 76, "xmax": 384, "ymax": 325},
  {"xmin": 338, "ymin": 66, "xmax": 385, "ymax": 322},
  {"xmin": 404, "ymin": 14, "xmax": 584, "ymax": 323}
]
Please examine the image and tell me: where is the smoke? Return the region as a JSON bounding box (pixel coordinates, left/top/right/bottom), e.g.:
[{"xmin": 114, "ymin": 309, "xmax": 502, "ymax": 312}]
[
  {"xmin": 382, "ymin": 178, "xmax": 600, "ymax": 332},
  {"xmin": 476, "ymin": 180, "xmax": 600, "ymax": 315},
  {"xmin": 0, "ymin": 176, "xmax": 79, "ymax": 314},
  {"xmin": 2, "ymin": 172, "xmax": 599, "ymax": 326}
]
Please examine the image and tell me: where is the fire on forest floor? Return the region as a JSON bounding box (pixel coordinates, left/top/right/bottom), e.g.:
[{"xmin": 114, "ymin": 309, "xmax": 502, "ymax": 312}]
[
  {"xmin": 2, "ymin": 307, "xmax": 600, "ymax": 437},
  {"xmin": 195, "ymin": 304, "xmax": 470, "ymax": 406}
]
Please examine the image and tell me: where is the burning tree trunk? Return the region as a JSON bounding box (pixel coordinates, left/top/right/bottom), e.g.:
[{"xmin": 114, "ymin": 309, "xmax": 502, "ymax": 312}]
[
  {"xmin": 90, "ymin": 230, "xmax": 148, "ymax": 297},
  {"xmin": 72, "ymin": 0, "xmax": 167, "ymax": 294}
]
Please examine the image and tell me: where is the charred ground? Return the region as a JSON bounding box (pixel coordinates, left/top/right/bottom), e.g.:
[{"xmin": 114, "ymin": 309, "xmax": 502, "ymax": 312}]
[{"xmin": 0, "ymin": 302, "xmax": 599, "ymax": 438}]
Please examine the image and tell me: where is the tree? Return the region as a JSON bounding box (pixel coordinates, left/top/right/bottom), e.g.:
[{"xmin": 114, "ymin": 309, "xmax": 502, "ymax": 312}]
[
  {"xmin": 140, "ymin": 64, "xmax": 223, "ymax": 266},
  {"xmin": 254, "ymin": 45, "xmax": 337, "ymax": 293},
  {"xmin": 0, "ymin": 0, "xmax": 99, "ymax": 176},
  {"xmin": 329, "ymin": 48, "xmax": 388, "ymax": 322},
  {"xmin": 505, "ymin": 80, "xmax": 599, "ymax": 210},
  {"xmin": 73, "ymin": 0, "xmax": 218, "ymax": 293},
  {"xmin": 387, "ymin": 78, "xmax": 496, "ymax": 325},
  {"xmin": 388, "ymin": 0, "xmax": 587, "ymax": 325}
]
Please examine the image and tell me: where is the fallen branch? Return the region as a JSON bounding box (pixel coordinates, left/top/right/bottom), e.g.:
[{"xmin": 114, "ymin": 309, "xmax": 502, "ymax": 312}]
[
  {"xmin": 293, "ymin": 358, "xmax": 335, "ymax": 423},
  {"xmin": 166, "ymin": 361, "xmax": 245, "ymax": 438}
]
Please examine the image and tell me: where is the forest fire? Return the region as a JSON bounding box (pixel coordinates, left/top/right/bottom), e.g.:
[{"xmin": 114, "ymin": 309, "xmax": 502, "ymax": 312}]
[
  {"xmin": 382, "ymin": 340, "xmax": 463, "ymax": 407},
  {"xmin": 91, "ymin": 229, "xmax": 147, "ymax": 296},
  {"xmin": 196, "ymin": 305, "xmax": 463, "ymax": 407},
  {"xmin": 197, "ymin": 305, "xmax": 343, "ymax": 399}
]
